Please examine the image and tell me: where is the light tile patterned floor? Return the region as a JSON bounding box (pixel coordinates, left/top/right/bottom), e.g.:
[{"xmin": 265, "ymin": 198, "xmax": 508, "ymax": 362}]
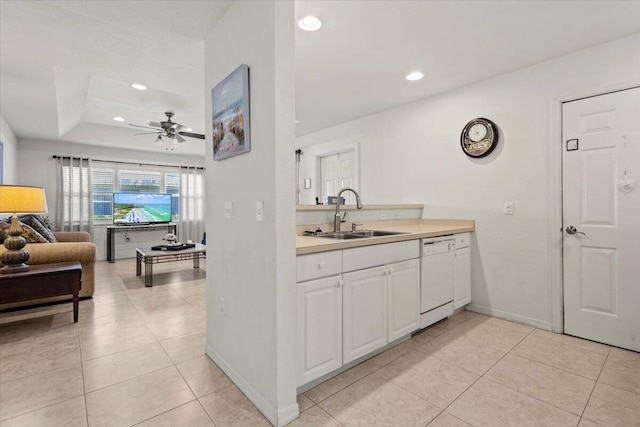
[{"xmin": 0, "ymin": 259, "xmax": 639, "ymax": 426}]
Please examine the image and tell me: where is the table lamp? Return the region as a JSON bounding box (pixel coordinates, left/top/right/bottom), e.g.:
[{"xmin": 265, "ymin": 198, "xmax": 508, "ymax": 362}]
[{"xmin": 0, "ymin": 185, "xmax": 49, "ymax": 274}]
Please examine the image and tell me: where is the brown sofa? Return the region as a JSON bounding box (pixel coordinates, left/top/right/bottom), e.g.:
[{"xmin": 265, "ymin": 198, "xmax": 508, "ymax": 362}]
[{"xmin": 0, "ymin": 231, "xmax": 96, "ymax": 309}]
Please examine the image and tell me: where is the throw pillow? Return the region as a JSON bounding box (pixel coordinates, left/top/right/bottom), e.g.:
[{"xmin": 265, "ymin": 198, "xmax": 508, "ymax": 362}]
[
  {"xmin": 19, "ymin": 222, "xmax": 49, "ymax": 243},
  {"xmin": 0, "ymin": 223, "xmax": 7, "ymax": 244},
  {"xmin": 19, "ymin": 215, "xmax": 57, "ymax": 243}
]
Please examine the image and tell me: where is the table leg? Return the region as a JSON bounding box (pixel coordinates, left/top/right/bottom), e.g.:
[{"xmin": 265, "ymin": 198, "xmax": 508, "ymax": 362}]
[
  {"xmin": 73, "ymin": 293, "xmax": 79, "ymax": 323},
  {"xmin": 145, "ymin": 257, "xmax": 153, "ymax": 287},
  {"xmin": 194, "ymin": 254, "xmax": 200, "ymax": 269},
  {"xmin": 136, "ymin": 254, "xmax": 141, "ymax": 276}
]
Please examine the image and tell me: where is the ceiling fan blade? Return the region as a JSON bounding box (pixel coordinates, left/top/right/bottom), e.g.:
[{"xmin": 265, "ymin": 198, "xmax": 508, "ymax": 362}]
[
  {"xmin": 179, "ymin": 131, "xmax": 205, "ymax": 140},
  {"xmin": 134, "ymin": 131, "xmax": 163, "ymax": 136},
  {"xmin": 175, "ymin": 133, "xmax": 186, "ymax": 143},
  {"xmin": 149, "ymin": 121, "xmax": 163, "ymax": 128},
  {"xmin": 130, "ymin": 123, "xmax": 162, "ymax": 130}
]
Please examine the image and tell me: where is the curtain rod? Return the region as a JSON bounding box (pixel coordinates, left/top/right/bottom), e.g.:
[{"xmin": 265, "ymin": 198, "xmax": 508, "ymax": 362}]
[{"xmin": 52, "ymin": 155, "xmax": 205, "ymax": 170}]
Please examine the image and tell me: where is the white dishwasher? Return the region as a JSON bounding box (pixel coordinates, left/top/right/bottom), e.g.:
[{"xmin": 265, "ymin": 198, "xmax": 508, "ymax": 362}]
[{"xmin": 420, "ymin": 236, "xmax": 456, "ymax": 329}]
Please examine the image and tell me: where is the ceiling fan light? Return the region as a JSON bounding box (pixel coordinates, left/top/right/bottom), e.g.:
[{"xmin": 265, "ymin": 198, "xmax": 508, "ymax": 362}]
[
  {"xmin": 298, "ymin": 16, "xmax": 322, "ymax": 31},
  {"xmin": 131, "ymin": 83, "xmax": 147, "ymax": 90},
  {"xmin": 155, "ymin": 135, "xmax": 164, "ymax": 145}
]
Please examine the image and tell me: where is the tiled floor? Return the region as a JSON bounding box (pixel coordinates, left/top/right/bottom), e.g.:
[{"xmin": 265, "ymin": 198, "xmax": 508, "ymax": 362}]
[{"xmin": 0, "ymin": 260, "xmax": 638, "ymax": 426}]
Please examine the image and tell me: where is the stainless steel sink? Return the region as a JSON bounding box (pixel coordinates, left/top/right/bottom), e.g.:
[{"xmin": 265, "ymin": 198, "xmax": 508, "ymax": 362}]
[
  {"xmin": 313, "ymin": 231, "xmax": 369, "ymax": 240},
  {"xmin": 351, "ymin": 230, "xmax": 407, "ymax": 237},
  {"xmin": 310, "ymin": 230, "xmax": 408, "ymax": 240}
]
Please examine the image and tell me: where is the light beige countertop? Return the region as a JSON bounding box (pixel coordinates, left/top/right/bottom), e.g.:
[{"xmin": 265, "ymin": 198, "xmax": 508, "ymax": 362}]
[{"xmin": 296, "ymin": 219, "xmax": 474, "ymax": 255}]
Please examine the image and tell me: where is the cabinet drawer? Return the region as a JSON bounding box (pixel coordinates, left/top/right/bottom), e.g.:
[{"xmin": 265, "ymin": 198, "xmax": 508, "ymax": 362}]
[
  {"xmin": 343, "ymin": 240, "xmax": 419, "ymax": 272},
  {"xmin": 455, "ymin": 232, "xmax": 471, "ymax": 249},
  {"xmin": 297, "ymin": 251, "xmax": 342, "ymax": 282}
]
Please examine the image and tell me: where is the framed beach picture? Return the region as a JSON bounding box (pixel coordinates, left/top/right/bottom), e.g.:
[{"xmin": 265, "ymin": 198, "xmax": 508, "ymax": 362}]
[{"xmin": 212, "ymin": 64, "xmax": 251, "ymax": 160}]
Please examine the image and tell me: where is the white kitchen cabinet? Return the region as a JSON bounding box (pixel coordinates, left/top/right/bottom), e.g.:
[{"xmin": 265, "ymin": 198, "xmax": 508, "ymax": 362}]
[
  {"xmin": 454, "ymin": 233, "xmax": 471, "ymax": 309},
  {"xmin": 296, "ymin": 250, "xmax": 342, "ymax": 282},
  {"xmin": 297, "ymin": 275, "xmax": 343, "ymax": 386},
  {"xmin": 343, "ymin": 240, "xmax": 419, "ymax": 272},
  {"xmin": 342, "ymin": 265, "xmax": 388, "ymax": 364},
  {"xmin": 387, "ymin": 258, "xmax": 420, "ymax": 342}
]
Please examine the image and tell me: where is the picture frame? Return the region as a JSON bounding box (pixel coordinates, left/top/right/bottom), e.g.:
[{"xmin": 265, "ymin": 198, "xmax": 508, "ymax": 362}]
[{"xmin": 212, "ymin": 64, "xmax": 251, "ymax": 161}]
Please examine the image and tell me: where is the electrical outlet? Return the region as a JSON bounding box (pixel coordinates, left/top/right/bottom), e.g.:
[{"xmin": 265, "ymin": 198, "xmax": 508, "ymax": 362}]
[
  {"xmin": 224, "ymin": 202, "xmax": 233, "ymax": 220},
  {"xmin": 504, "ymin": 201, "xmax": 514, "ymax": 215},
  {"xmin": 219, "ymin": 297, "xmax": 225, "ymax": 315},
  {"xmin": 256, "ymin": 201, "xmax": 264, "ymax": 222}
]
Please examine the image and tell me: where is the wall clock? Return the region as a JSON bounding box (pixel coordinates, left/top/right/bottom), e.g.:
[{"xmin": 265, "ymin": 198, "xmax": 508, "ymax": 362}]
[{"xmin": 460, "ymin": 118, "xmax": 499, "ymax": 158}]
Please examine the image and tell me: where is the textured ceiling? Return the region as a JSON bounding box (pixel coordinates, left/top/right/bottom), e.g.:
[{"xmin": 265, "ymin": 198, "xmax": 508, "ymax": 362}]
[
  {"xmin": 0, "ymin": 0, "xmax": 233, "ymax": 155},
  {"xmin": 1, "ymin": 1, "xmax": 640, "ymax": 156}
]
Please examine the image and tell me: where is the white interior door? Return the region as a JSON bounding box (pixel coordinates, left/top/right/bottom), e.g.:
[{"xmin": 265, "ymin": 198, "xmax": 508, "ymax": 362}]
[
  {"xmin": 320, "ymin": 149, "xmax": 356, "ymax": 204},
  {"xmin": 562, "ymin": 87, "xmax": 640, "ymax": 351}
]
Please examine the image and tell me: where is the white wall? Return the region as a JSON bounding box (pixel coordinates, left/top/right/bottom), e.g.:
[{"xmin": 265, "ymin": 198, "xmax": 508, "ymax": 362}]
[
  {"xmin": 16, "ymin": 138, "xmax": 204, "ymax": 260},
  {"xmin": 297, "ymin": 34, "xmax": 640, "ymax": 330},
  {"xmin": 204, "ymin": 1, "xmax": 296, "ymax": 426},
  {"xmin": 0, "ymin": 114, "xmax": 19, "ymax": 184}
]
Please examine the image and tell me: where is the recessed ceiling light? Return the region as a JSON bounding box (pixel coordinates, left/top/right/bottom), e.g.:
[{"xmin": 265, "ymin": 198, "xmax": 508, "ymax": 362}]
[
  {"xmin": 186, "ymin": 128, "xmax": 192, "ymax": 131},
  {"xmin": 131, "ymin": 83, "xmax": 147, "ymax": 90},
  {"xmin": 298, "ymin": 16, "xmax": 322, "ymax": 31},
  {"xmin": 405, "ymin": 72, "xmax": 424, "ymax": 81},
  {"xmin": 113, "ymin": 116, "xmax": 125, "ymax": 122}
]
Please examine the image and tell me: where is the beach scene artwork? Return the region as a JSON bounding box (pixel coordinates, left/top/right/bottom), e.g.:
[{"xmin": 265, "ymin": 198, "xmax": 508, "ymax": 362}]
[{"xmin": 212, "ymin": 64, "xmax": 251, "ymax": 160}]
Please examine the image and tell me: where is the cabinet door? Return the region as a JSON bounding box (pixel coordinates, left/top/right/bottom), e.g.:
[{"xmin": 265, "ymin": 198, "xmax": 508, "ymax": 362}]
[
  {"xmin": 343, "ymin": 266, "xmax": 387, "ymax": 364},
  {"xmin": 387, "ymin": 259, "xmax": 420, "ymax": 342},
  {"xmin": 454, "ymin": 247, "xmax": 471, "ymax": 309},
  {"xmin": 297, "ymin": 276, "xmax": 343, "ymax": 386}
]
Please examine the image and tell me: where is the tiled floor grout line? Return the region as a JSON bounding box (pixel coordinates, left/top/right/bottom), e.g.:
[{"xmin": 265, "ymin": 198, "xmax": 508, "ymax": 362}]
[
  {"xmin": 502, "ymin": 328, "xmax": 614, "ymax": 384},
  {"xmin": 577, "ymin": 345, "xmax": 612, "ymax": 425},
  {"xmin": 422, "ymin": 324, "xmax": 538, "ymax": 427},
  {"xmin": 78, "ymin": 325, "xmax": 91, "ymax": 427},
  {"xmin": 476, "ymin": 327, "xmax": 599, "ymax": 419},
  {"xmin": 84, "ymin": 270, "xmax": 209, "ymax": 425}
]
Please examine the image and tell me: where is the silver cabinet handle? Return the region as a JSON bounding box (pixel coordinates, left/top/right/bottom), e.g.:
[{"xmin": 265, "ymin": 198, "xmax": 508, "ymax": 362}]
[{"xmin": 566, "ymin": 226, "xmax": 586, "ymax": 236}]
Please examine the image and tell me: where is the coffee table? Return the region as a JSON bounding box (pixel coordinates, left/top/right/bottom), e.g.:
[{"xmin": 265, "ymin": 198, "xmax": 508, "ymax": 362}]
[
  {"xmin": 0, "ymin": 262, "xmax": 82, "ymax": 322},
  {"xmin": 136, "ymin": 243, "xmax": 206, "ymax": 287}
]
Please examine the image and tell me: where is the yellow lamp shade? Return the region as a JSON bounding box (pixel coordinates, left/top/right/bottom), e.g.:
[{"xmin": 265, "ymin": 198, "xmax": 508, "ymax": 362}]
[{"xmin": 0, "ymin": 185, "xmax": 49, "ymax": 214}]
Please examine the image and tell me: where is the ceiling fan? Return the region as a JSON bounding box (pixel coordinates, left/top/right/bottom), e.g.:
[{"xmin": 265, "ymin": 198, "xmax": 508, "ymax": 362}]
[{"xmin": 130, "ymin": 111, "xmax": 205, "ymax": 144}]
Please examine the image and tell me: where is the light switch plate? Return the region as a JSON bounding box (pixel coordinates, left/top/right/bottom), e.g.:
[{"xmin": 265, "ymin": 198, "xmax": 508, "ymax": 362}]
[
  {"xmin": 256, "ymin": 201, "xmax": 264, "ymax": 222},
  {"xmin": 504, "ymin": 201, "xmax": 514, "ymax": 215},
  {"xmin": 224, "ymin": 202, "xmax": 233, "ymax": 219}
]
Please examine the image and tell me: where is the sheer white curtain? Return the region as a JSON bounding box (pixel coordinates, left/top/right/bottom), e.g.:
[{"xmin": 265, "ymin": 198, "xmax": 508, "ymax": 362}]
[
  {"xmin": 55, "ymin": 156, "xmax": 93, "ymax": 234},
  {"xmin": 178, "ymin": 166, "xmax": 205, "ymax": 243}
]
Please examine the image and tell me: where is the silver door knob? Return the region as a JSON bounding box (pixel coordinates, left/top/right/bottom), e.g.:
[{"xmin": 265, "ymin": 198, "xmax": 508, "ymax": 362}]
[{"xmin": 566, "ymin": 226, "xmax": 586, "ymax": 236}]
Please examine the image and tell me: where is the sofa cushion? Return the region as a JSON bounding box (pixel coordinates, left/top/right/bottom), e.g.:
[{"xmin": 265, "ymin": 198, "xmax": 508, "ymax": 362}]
[{"xmin": 19, "ymin": 215, "xmax": 58, "ymax": 243}]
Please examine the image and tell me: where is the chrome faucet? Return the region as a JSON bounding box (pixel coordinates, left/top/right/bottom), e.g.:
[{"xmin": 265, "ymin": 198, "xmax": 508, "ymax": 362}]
[{"xmin": 334, "ymin": 188, "xmax": 363, "ymax": 232}]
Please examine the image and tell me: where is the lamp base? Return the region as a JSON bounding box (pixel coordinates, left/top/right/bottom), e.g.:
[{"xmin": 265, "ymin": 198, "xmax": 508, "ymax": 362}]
[
  {"xmin": 0, "ymin": 263, "xmax": 30, "ymax": 274},
  {"xmin": 0, "ymin": 215, "xmax": 31, "ymax": 274}
]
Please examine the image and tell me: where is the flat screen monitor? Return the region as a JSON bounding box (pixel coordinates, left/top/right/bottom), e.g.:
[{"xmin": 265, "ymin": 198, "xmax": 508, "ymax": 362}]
[{"xmin": 113, "ymin": 193, "xmax": 172, "ymax": 225}]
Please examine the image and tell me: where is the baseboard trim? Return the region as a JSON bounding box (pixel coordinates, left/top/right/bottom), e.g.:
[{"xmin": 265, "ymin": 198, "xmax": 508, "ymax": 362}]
[
  {"xmin": 276, "ymin": 402, "xmax": 299, "ymax": 427},
  {"xmin": 205, "ymin": 345, "xmax": 278, "ymax": 426},
  {"xmin": 466, "ymin": 304, "xmax": 551, "ymax": 330}
]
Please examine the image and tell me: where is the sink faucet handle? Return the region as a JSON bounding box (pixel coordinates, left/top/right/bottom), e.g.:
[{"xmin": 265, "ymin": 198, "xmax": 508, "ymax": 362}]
[{"xmin": 351, "ymin": 223, "xmax": 363, "ymax": 232}]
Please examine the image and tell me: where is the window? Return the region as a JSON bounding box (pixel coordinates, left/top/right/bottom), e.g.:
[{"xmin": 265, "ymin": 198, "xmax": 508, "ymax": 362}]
[
  {"xmin": 61, "ymin": 159, "xmax": 90, "ymax": 224},
  {"xmin": 91, "ymin": 165, "xmax": 184, "ymax": 222},
  {"xmin": 165, "ymin": 172, "xmax": 180, "ymax": 218},
  {"xmin": 118, "ymin": 170, "xmax": 162, "ymax": 194},
  {"xmin": 92, "ymin": 168, "xmax": 114, "ymax": 221}
]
